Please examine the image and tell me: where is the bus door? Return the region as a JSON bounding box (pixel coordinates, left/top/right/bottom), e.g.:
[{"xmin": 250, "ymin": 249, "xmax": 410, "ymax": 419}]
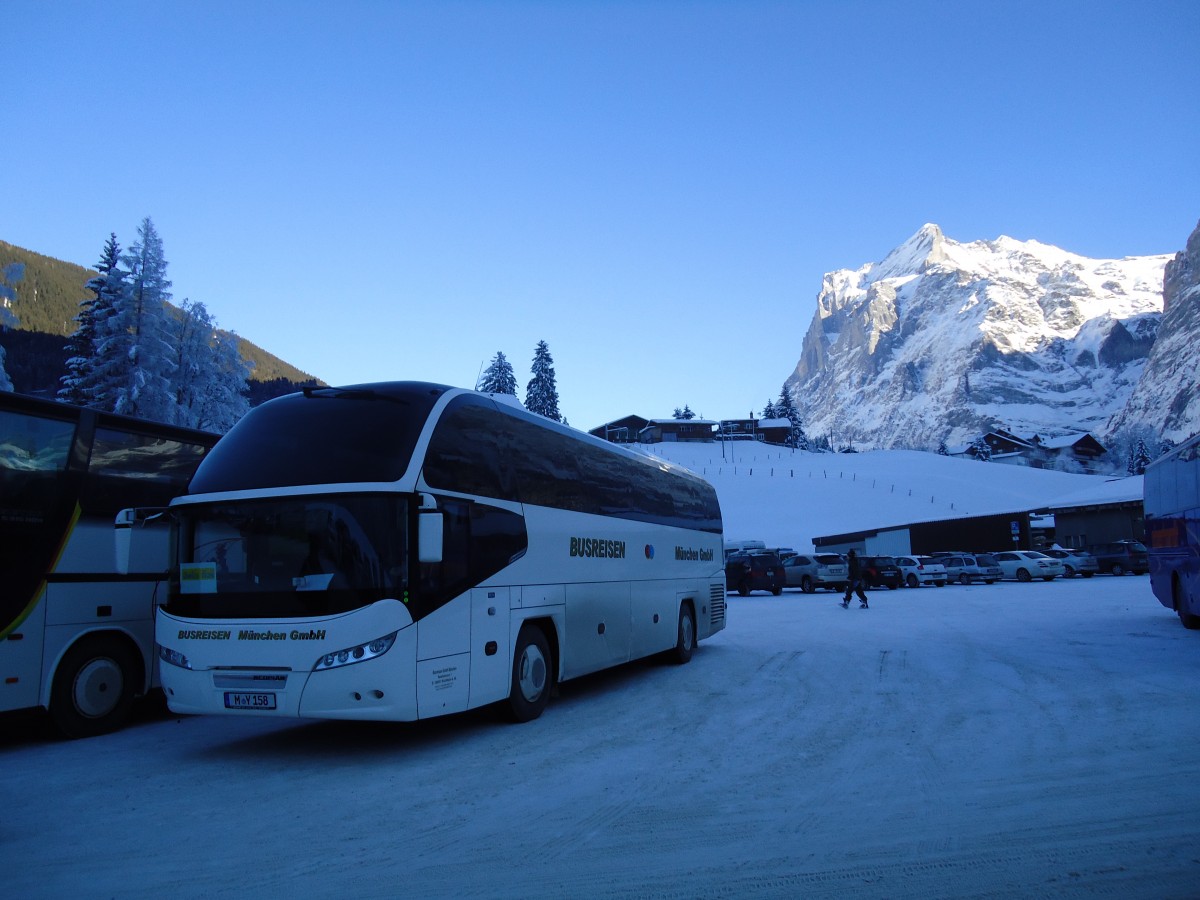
[
  {"xmin": 1, "ymin": 592, "xmax": 46, "ymax": 712},
  {"xmin": 469, "ymin": 586, "xmax": 510, "ymax": 707}
]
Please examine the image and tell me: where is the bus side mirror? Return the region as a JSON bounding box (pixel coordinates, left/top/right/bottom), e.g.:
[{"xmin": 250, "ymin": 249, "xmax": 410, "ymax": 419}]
[
  {"xmin": 115, "ymin": 507, "xmax": 169, "ymax": 575},
  {"xmin": 418, "ymin": 511, "xmax": 444, "ymax": 564},
  {"xmin": 115, "ymin": 508, "xmax": 135, "ymax": 575}
]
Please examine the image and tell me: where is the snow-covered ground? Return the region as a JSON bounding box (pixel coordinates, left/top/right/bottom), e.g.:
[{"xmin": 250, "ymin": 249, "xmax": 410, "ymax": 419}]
[
  {"xmin": 3, "ymin": 576, "xmax": 1197, "ymax": 898},
  {"xmin": 636, "ymin": 440, "xmax": 1122, "ymax": 553},
  {"xmin": 3, "ymin": 444, "xmax": 1192, "ymax": 898}
]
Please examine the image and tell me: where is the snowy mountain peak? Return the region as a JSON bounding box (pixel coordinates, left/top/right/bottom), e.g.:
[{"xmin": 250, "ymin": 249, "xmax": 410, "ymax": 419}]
[
  {"xmin": 785, "ymin": 226, "xmax": 1174, "ymax": 452},
  {"xmin": 872, "ymin": 223, "xmax": 947, "ymax": 281}
]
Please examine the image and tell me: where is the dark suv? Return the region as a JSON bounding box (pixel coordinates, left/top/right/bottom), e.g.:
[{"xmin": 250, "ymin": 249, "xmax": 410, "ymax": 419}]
[
  {"xmin": 725, "ymin": 552, "xmax": 785, "ymax": 596},
  {"xmin": 1087, "ymin": 541, "xmax": 1149, "ymax": 576},
  {"xmin": 860, "ymin": 556, "xmax": 902, "ymax": 590}
]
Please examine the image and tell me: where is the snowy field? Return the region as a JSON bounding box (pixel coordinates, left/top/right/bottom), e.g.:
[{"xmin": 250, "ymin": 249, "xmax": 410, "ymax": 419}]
[
  {"xmin": 631, "ymin": 441, "xmax": 1123, "ymax": 554},
  {"xmin": 4, "ymin": 575, "xmax": 1198, "ymax": 899}
]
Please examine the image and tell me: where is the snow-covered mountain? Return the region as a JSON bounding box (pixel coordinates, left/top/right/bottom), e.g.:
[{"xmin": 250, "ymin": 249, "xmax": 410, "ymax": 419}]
[
  {"xmin": 784, "ymin": 224, "xmax": 1171, "ymax": 449},
  {"xmin": 1106, "ymin": 219, "xmax": 1200, "ymax": 443}
]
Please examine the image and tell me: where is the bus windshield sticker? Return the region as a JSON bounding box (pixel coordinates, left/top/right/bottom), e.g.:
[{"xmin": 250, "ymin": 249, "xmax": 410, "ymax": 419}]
[{"xmin": 180, "ymin": 562, "xmax": 218, "ymax": 594}]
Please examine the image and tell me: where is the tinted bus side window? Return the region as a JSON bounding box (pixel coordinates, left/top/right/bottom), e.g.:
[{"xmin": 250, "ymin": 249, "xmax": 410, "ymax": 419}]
[
  {"xmin": 0, "ymin": 409, "xmax": 76, "ymax": 523},
  {"xmin": 81, "ymin": 428, "xmax": 209, "ymax": 514},
  {"xmin": 423, "ymin": 399, "xmax": 518, "ymax": 501}
]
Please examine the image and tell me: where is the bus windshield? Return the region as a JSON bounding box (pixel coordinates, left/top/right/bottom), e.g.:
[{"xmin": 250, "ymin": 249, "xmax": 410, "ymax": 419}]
[
  {"xmin": 187, "ymin": 385, "xmax": 446, "ymax": 493},
  {"xmin": 167, "ymin": 494, "xmax": 410, "ymax": 619}
]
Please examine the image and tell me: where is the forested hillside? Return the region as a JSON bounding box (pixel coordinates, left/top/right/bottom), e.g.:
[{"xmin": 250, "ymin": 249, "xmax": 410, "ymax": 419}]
[{"xmin": 0, "ymin": 240, "xmax": 320, "ymax": 394}]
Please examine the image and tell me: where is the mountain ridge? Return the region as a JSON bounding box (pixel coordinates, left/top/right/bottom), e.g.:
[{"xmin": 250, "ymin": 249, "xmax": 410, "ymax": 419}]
[
  {"xmin": 784, "ymin": 224, "xmax": 1179, "ymax": 450},
  {"xmin": 0, "ymin": 239, "xmax": 318, "ymax": 388}
]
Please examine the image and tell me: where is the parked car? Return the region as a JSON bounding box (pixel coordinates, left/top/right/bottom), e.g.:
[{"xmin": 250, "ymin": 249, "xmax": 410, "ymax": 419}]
[
  {"xmin": 895, "ymin": 555, "xmax": 948, "ymax": 588},
  {"xmin": 1087, "ymin": 541, "xmax": 1149, "ymax": 576},
  {"xmin": 937, "ymin": 553, "xmax": 1002, "ymax": 585},
  {"xmin": 992, "ymin": 550, "xmax": 1065, "ymax": 582},
  {"xmin": 782, "ymin": 553, "xmax": 848, "ymax": 593},
  {"xmin": 725, "ymin": 551, "xmax": 785, "ymax": 596},
  {"xmin": 1041, "ymin": 548, "xmax": 1099, "ymax": 578},
  {"xmin": 861, "ymin": 555, "xmax": 902, "ymax": 590}
]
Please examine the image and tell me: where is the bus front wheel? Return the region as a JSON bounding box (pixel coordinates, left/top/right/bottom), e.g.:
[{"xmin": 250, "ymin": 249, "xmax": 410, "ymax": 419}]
[
  {"xmin": 50, "ymin": 635, "xmax": 139, "ymax": 739},
  {"xmin": 670, "ymin": 603, "xmax": 696, "ymax": 665},
  {"xmin": 507, "ymin": 624, "xmax": 553, "ymax": 723}
]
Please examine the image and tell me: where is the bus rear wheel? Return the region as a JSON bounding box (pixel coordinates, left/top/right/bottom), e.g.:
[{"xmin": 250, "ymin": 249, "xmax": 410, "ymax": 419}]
[
  {"xmin": 670, "ymin": 603, "xmax": 696, "ymax": 665},
  {"xmin": 507, "ymin": 624, "xmax": 553, "ymax": 723},
  {"xmin": 50, "ymin": 635, "xmax": 138, "ymax": 739},
  {"xmin": 1175, "ymin": 578, "xmax": 1200, "ymax": 630}
]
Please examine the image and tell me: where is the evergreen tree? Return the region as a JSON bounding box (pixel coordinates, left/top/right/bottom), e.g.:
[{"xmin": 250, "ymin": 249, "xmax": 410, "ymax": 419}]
[
  {"xmin": 1159, "ymin": 437, "xmax": 1177, "ymax": 458},
  {"xmin": 937, "ymin": 439, "xmax": 949, "ymax": 456},
  {"xmin": 169, "ymin": 299, "xmax": 252, "ymax": 432},
  {"xmin": 0, "ymin": 262, "xmax": 23, "ymax": 392},
  {"xmin": 761, "ymin": 398, "xmax": 778, "ymax": 419},
  {"xmin": 1127, "ymin": 438, "xmax": 1152, "ymax": 475},
  {"xmin": 478, "ymin": 351, "xmax": 517, "ymax": 395},
  {"xmin": 775, "ymin": 385, "xmax": 807, "ymax": 449},
  {"xmin": 970, "ymin": 436, "xmax": 992, "ymax": 461},
  {"xmin": 524, "ymin": 340, "xmax": 561, "ymax": 421},
  {"xmin": 59, "ymin": 234, "xmax": 121, "ymax": 405},
  {"xmin": 673, "ymin": 405, "xmax": 696, "ymax": 420},
  {"xmin": 91, "ymin": 218, "xmax": 177, "ymax": 421}
]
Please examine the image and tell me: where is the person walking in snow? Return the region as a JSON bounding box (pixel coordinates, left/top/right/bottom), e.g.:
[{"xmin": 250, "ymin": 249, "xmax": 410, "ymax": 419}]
[{"xmin": 841, "ymin": 549, "xmax": 869, "ymax": 609}]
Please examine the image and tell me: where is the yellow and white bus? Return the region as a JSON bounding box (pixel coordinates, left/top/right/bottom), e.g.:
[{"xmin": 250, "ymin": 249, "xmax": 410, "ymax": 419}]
[
  {"xmin": 153, "ymin": 383, "xmax": 726, "ymax": 723},
  {"xmin": 1, "ymin": 392, "xmax": 216, "ymax": 737}
]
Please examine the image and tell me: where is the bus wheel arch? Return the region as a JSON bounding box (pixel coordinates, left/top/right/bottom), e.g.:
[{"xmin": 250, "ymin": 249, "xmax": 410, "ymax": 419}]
[
  {"xmin": 1174, "ymin": 574, "xmax": 1200, "ymax": 630},
  {"xmin": 506, "ymin": 620, "xmax": 556, "ymax": 723},
  {"xmin": 50, "ymin": 632, "xmax": 143, "ymax": 739},
  {"xmin": 670, "ymin": 600, "xmax": 696, "ymax": 665}
]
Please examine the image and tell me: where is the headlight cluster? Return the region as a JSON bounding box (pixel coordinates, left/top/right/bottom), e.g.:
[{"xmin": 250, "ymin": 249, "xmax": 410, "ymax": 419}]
[
  {"xmin": 313, "ymin": 632, "xmax": 398, "ymax": 672},
  {"xmin": 158, "ymin": 645, "xmax": 192, "ymax": 670}
]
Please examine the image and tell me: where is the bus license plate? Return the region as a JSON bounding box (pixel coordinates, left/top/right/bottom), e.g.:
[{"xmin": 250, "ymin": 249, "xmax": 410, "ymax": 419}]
[{"xmin": 224, "ymin": 692, "xmax": 277, "ymax": 710}]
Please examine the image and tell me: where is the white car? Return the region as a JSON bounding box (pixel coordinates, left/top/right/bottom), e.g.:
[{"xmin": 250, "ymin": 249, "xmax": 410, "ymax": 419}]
[
  {"xmin": 895, "ymin": 555, "xmax": 947, "ymax": 587},
  {"xmin": 993, "ymin": 550, "xmax": 1065, "ymax": 582},
  {"xmin": 1041, "ymin": 548, "xmax": 1099, "ymax": 578}
]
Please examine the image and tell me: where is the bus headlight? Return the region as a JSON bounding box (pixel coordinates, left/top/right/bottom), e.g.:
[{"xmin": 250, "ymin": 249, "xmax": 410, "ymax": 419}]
[
  {"xmin": 313, "ymin": 632, "xmax": 398, "ymax": 672},
  {"xmin": 158, "ymin": 645, "xmax": 192, "ymax": 670}
]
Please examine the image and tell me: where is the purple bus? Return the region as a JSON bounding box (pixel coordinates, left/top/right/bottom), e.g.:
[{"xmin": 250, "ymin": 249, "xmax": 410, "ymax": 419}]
[{"xmin": 1144, "ymin": 433, "xmax": 1200, "ymax": 630}]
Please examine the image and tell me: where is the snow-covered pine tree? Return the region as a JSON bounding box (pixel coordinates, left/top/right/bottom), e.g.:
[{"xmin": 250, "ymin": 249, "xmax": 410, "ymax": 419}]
[
  {"xmin": 0, "ymin": 262, "xmax": 23, "ymax": 392},
  {"xmin": 168, "ymin": 299, "xmax": 252, "ymax": 432},
  {"xmin": 761, "ymin": 398, "xmax": 778, "ymax": 419},
  {"xmin": 92, "ymin": 218, "xmax": 177, "ymax": 421},
  {"xmin": 194, "ymin": 327, "xmax": 252, "ymax": 433},
  {"xmin": 775, "ymin": 385, "xmax": 807, "ymax": 449},
  {"xmin": 524, "ymin": 340, "xmax": 561, "ymax": 421},
  {"xmin": 1127, "ymin": 438, "xmax": 1152, "ymax": 476},
  {"xmin": 59, "ymin": 234, "xmax": 121, "ymax": 406},
  {"xmin": 674, "ymin": 405, "xmax": 696, "ymax": 420},
  {"xmin": 478, "ymin": 351, "xmax": 517, "ymax": 395},
  {"xmin": 970, "ymin": 436, "xmax": 992, "ymax": 461},
  {"xmin": 937, "ymin": 439, "xmax": 949, "ymax": 456}
]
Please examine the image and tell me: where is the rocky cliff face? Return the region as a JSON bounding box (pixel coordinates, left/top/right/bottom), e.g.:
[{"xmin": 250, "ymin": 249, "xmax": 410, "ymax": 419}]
[
  {"xmin": 1107, "ymin": 220, "xmax": 1200, "ymax": 442},
  {"xmin": 784, "ymin": 224, "xmax": 1171, "ymax": 449}
]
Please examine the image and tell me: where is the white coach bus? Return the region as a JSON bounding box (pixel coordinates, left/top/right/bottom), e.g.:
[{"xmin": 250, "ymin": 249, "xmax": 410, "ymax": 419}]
[{"xmin": 151, "ymin": 382, "xmax": 726, "ymax": 723}]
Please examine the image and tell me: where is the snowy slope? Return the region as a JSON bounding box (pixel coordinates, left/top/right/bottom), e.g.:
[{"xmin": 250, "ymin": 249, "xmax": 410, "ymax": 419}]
[
  {"xmin": 636, "ymin": 440, "xmax": 1123, "ymax": 551},
  {"xmin": 785, "ymin": 224, "xmax": 1170, "ymax": 450}
]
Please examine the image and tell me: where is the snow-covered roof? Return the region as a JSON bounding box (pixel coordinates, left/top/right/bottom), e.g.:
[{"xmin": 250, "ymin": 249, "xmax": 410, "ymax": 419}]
[
  {"xmin": 1039, "ymin": 433, "xmax": 1098, "ymax": 450},
  {"xmin": 1046, "ymin": 475, "xmax": 1143, "ymax": 510},
  {"xmin": 644, "ymin": 418, "xmax": 718, "ymax": 427},
  {"xmin": 757, "ymin": 418, "xmax": 791, "ymax": 429}
]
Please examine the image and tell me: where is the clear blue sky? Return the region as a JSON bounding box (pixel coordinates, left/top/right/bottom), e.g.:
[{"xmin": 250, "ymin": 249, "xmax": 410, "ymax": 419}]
[{"xmin": 7, "ymin": 1, "xmax": 1198, "ymax": 431}]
